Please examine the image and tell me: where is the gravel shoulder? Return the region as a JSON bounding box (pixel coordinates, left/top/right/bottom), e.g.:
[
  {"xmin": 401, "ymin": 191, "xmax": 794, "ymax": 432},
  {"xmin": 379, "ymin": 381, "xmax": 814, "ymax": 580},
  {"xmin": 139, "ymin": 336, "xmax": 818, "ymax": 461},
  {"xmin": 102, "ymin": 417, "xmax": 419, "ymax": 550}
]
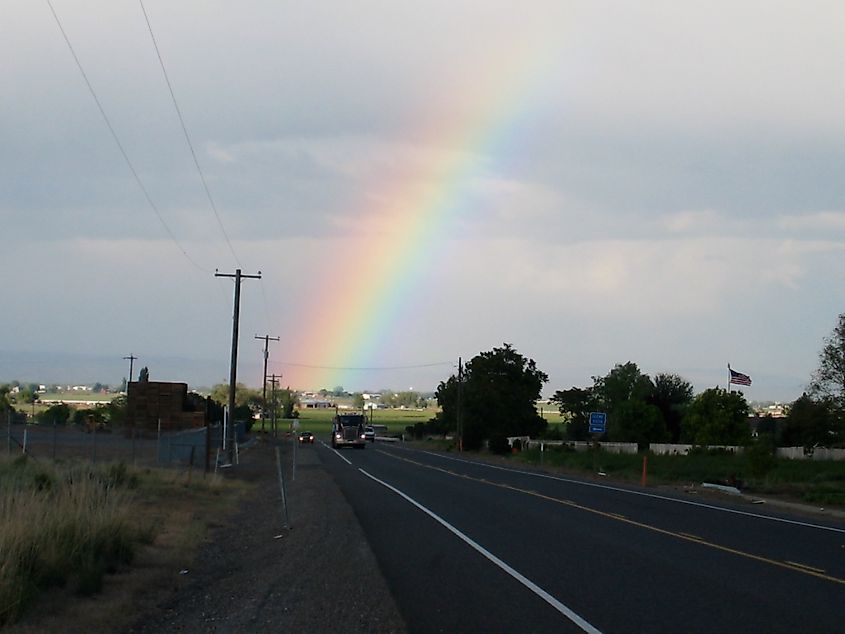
[{"xmin": 129, "ymin": 438, "xmax": 407, "ymax": 633}]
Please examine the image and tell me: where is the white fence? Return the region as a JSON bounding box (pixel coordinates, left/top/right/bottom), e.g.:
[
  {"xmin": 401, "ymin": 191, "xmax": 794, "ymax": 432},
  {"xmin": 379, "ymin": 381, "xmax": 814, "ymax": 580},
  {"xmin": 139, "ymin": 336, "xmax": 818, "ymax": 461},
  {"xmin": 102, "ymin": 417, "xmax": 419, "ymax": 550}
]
[
  {"xmin": 522, "ymin": 439, "xmax": 639, "ymax": 455},
  {"xmin": 775, "ymin": 446, "xmax": 845, "ymax": 461},
  {"xmin": 517, "ymin": 439, "xmax": 845, "ymax": 461}
]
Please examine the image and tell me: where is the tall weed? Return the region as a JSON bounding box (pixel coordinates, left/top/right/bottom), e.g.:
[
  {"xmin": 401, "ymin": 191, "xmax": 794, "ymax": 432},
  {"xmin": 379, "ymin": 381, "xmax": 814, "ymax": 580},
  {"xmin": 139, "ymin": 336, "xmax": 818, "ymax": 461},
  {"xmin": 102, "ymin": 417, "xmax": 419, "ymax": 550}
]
[{"xmin": 0, "ymin": 458, "xmax": 136, "ymax": 626}]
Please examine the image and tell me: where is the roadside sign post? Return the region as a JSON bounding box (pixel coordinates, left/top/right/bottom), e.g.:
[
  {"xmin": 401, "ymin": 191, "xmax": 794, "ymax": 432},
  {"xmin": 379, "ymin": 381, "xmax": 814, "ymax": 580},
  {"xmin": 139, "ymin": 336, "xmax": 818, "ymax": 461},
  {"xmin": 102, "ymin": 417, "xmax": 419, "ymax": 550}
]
[
  {"xmin": 588, "ymin": 412, "xmax": 607, "ymax": 474},
  {"xmin": 588, "ymin": 412, "xmax": 607, "ymax": 435}
]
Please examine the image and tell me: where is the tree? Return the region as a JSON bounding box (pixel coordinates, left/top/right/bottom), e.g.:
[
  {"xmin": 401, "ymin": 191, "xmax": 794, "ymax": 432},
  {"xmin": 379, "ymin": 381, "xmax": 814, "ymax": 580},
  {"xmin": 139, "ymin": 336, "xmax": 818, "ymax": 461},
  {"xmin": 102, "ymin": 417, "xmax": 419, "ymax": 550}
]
[
  {"xmin": 0, "ymin": 384, "xmax": 11, "ymax": 413},
  {"xmin": 37, "ymin": 403, "xmax": 71, "ymax": 425},
  {"xmin": 682, "ymin": 387, "xmax": 750, "ymax": 446},
  {"xmin": 591, "ymin": 362, "xmax": 667, "ymax": 445},
  {"xmin": 277, "ymin": 388, "xmax": 299, "ymax": 419},
  {"xmin": 611, "ymin": 399, "xmax": 666, "ymax": 448},
  {"xmin": 809, "ymin": 314, "xmax": 845, "ymax": 407},
  {"xmin": 781, "ymin": 393, "xmax": 842, "ymax": 449},
  {"xmin": 550, "ymin": 387, "xmax": 597, "ymax": 440},
  {"xmin": 352, "ymin": 393, "xmax": 365, "ymax": 409},
  {"xmin": 138, "ymin": 367, "xmax": 150, "ymax": 382},
  {"xmin": 648, "ymin": 373, "xmax": 694, "ymax": 443},
  {"xmin": 436, "ymin": 344, "xmax": 548, "ymax": 452},
  {"xmin": 104, "ymin": 395, "xmax": 127, "ymax": 426},
  {"xmin": 592, "ymin": 362, "xmax": 654, "ymax": 411}
]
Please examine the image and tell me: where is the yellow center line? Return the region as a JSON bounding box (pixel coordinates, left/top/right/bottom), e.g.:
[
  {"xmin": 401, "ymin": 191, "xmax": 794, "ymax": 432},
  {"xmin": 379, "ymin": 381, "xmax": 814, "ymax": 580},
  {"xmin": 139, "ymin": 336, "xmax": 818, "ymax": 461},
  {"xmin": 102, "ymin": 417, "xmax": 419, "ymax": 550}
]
[
  {"xmin": 785, "ymin": 561, "xmax": 827, "ymax": 574},
  {"xmin": 376, "ymin": 449, "xmax": 845, "ymax": 586}
]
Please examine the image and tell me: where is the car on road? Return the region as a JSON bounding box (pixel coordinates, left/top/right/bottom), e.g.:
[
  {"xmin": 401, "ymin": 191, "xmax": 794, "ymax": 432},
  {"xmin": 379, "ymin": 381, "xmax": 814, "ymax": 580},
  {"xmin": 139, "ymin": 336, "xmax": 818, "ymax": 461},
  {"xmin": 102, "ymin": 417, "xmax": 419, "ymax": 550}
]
[
  {"xmin": 298, "ymin": 431, "xmax": 315, "ymax": 444},
  {"xmin": 364, "ymin": 426, "xmax": 375, "ymax": 442}
]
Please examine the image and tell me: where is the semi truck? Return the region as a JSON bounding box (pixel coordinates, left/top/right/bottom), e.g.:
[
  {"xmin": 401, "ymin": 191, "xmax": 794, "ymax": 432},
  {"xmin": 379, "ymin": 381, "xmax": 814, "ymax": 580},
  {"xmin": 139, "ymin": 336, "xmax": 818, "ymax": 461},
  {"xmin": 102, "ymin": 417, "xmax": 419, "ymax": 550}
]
[{"xmin": 331, "ymin": 412, "xmax": 367, "ymax": 449}]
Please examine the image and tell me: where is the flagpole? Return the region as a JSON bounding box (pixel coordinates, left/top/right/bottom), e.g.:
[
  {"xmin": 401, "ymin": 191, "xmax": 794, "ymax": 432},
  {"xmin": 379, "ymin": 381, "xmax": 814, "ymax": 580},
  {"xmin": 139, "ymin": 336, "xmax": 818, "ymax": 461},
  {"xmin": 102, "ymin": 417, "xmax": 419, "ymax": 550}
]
[{"xmin": 727, "ymin": 363, "xmax": 730, "ymax": 392}]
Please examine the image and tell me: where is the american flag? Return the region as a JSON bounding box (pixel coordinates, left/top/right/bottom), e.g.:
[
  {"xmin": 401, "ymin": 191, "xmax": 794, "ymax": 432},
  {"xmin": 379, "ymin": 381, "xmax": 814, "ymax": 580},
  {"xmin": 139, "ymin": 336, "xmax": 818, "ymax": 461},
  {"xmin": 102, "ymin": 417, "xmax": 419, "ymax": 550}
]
[{"xmin": 729, "ymin": 367, "xmax": 752, "ymax": 386}]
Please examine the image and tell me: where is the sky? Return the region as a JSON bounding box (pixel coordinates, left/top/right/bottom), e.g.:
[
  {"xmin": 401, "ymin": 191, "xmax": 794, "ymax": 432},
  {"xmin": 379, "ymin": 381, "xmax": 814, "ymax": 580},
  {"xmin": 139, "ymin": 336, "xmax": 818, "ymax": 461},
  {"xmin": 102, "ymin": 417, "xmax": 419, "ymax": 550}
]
[{"xmin": 3, "ymin": 1, "xmax": 845, "ymax": 401}]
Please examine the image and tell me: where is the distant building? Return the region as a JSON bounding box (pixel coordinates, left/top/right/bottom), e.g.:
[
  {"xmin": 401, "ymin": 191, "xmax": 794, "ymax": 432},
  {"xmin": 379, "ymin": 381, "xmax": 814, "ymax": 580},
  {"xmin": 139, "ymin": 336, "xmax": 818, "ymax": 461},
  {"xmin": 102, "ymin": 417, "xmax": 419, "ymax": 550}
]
[{"xmin": 300, "ymin": 399, "xmax": 334, "ymax": 409}]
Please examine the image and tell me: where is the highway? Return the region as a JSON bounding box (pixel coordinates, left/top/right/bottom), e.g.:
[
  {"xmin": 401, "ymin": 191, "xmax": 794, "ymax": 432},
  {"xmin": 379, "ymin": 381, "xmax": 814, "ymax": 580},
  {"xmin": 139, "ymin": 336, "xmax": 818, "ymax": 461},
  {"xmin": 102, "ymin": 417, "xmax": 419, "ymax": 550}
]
[{"xmin": 317, "ymin": 441, "xmax": 845, "ymax": 633}]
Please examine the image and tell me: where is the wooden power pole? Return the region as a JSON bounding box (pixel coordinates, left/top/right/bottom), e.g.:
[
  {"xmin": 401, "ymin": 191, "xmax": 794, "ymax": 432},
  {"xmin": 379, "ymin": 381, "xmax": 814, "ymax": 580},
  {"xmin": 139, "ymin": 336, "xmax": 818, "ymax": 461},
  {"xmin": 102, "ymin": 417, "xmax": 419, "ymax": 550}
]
[
  {"xmin": 215, "ymin": 268, "xmax": 261, "ymax": 463},
  {"xmin": 255, "ymin": 334, "xmax": 279, "ymax": 433}
]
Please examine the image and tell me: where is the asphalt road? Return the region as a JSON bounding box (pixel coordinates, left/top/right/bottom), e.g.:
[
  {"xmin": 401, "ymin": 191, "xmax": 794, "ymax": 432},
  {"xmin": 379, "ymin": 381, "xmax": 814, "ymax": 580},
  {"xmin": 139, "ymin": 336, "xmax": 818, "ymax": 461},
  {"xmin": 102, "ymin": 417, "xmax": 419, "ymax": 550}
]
[{"xmin": 317, "ymin": 441, "xmax": 845, "ymax": 634}]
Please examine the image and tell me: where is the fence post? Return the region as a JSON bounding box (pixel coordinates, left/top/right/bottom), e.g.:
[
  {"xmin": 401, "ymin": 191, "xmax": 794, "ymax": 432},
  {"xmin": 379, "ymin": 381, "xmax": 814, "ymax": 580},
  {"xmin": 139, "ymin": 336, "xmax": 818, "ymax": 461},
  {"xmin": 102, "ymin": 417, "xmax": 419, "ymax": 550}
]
[
  {"xmin": 187, "ymin": 446, "xmax": 196, "ymax": 485},
  {"xmin": 641, "ymin": 454, "xmax": 648, "ymax": 487},
  {"xmin": 275, "ymin": 446, "xmax": 290, "ymax": 529},
  {"xmin": 205, "ymin": 423, "xmax": 211, "ymax": 474}
]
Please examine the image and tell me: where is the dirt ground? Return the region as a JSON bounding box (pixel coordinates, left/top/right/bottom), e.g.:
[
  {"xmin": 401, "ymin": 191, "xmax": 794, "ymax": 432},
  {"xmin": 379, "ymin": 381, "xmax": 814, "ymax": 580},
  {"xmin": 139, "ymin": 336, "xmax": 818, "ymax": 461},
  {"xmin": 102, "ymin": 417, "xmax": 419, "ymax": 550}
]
[
  {"xmin": 128, "ymin": 439, "xmax": 407, "ymax": 634},
  {"xmin": 7, "ymin": 438, "xmax": 407, "ymax": 634}
]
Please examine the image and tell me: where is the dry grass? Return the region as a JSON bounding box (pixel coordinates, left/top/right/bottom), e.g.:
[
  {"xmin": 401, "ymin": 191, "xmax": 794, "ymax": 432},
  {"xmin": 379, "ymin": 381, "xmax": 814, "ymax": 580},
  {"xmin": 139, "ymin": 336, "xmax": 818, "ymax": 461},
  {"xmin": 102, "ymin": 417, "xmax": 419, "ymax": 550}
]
[{"xmin": 0, "ymin": 455, "xmax": 250, "ymax": 632}]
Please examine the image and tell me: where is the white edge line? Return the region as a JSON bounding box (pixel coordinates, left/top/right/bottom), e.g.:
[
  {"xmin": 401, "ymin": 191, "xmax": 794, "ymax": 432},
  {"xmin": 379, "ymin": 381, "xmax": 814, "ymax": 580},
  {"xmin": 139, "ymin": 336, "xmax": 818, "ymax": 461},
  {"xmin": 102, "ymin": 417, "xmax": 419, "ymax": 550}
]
[
  {"xmin": 320, "ymin": 440, "xmax": 352, "ymax": 466},
  {"xmin": 408, "ymin": 449, "xmax": 845, "ymax": 535},
  {"xmin": 358, "ymin": 467, "xmax": 602, "ymax": 634}
]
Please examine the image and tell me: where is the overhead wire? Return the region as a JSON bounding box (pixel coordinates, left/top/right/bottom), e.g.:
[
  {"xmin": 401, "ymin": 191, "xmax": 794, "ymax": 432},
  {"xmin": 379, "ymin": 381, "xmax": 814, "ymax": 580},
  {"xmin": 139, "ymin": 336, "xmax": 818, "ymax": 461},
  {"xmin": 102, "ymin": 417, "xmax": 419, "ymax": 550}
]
[
  {"xmin": 45, "ymin": 0, "xmax": 213, "ymax": 275},
  {"xmin": 137, "ymin": 0, "xmax": 242, "ymax": 269}
]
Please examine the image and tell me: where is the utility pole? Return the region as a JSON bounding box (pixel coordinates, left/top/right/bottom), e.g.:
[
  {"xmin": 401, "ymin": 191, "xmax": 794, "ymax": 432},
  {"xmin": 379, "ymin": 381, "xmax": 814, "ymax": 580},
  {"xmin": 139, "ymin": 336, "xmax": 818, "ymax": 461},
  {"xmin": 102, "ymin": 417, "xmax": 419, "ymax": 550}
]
[
  {"xmin": 457, "ymin": 357, "xmax": 463, "ymax": 452},
  {"xmin": 255, "ymin": 334, "xmax": 279, "ymax": 434},
  {"xmin": 268, "ymin": 374, "xmax": 281, "ymax": 439},
  {"xmin": 123, "ymin": 354, "xmax": 138, "ymax": 386},
  {"xmin": 215, "ymin": 268, "xmax": 262, "ymax": 463}
]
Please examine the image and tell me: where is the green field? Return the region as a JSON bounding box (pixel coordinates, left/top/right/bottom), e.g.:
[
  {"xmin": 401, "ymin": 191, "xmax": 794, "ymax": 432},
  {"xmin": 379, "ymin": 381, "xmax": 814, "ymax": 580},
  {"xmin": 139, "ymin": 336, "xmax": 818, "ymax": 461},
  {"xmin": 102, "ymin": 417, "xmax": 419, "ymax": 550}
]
[
  {"xmin": 515, "ymin": 445, "xmax": 845, "ymax": 506},
  {"xmin": 252, "ymin": 407, "xmax": 435, "ymax": 436}
]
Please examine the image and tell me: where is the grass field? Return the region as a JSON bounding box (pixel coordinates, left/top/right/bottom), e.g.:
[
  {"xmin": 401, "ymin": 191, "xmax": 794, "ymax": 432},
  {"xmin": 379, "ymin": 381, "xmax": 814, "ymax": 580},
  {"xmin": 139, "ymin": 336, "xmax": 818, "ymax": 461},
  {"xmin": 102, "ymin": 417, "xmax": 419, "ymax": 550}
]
[
  {"xmin": 252, "ymin": 406, "xmax": 564, "ymax": 436},
  {"xmin": 252, "ymin": 407, "xmax": 434, "ymax": 436},
  {"xmin": 0, "ymin": 456, "xmax": 247, "ymax": 628},
  {"xmin": 515, "ymin": 445, "xmax": 845, "ymax": 506}
]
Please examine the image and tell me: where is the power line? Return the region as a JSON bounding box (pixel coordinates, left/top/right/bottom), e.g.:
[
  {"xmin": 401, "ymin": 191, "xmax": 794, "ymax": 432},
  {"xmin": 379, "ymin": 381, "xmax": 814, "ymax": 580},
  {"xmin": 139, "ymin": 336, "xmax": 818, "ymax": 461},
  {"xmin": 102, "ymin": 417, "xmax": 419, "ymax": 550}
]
[
  {"xmin": 138, "ymin": 0, "xmax": 242, "ymax": 268},
  {"xmin": 45, "ymin": 0, "xmax": 211, "ymax": 274}
]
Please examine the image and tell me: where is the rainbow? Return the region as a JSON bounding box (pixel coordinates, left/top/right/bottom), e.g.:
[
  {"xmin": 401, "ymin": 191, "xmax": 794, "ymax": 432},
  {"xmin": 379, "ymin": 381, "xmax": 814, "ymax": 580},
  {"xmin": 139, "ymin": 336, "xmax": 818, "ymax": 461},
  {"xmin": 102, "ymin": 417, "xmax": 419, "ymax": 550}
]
[{"xmin": 281, "ymin": 41, "xmax": 563, "ymax": 390}]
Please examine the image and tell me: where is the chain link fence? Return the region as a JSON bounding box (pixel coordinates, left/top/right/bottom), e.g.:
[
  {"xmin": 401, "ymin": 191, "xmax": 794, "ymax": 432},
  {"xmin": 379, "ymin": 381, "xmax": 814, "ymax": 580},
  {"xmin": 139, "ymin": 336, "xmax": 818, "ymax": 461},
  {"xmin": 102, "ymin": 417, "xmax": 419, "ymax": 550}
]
[{"xmin": 1, "ymin": 412, "xmax": 245, "ymax": 469}]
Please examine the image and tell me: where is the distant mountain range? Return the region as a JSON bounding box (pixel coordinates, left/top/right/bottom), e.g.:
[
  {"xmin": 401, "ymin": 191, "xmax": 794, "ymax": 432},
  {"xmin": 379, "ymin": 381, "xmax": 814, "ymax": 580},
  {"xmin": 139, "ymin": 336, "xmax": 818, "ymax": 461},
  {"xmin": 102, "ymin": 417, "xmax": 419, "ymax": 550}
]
[{"xmin": 0, "ymin": 349, "xmax": 263, "ymax": 390}]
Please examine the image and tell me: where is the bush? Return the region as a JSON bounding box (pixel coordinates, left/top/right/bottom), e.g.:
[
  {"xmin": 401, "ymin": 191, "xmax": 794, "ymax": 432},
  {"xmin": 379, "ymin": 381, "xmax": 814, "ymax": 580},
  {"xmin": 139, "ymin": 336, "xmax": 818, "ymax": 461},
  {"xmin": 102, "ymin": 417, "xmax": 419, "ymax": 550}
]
[
  {"xmin": 747, "ymin": 436, "xmax": 777, "ymax": 478},
  {"xmin": 488, "ymin": 435, "xmax": 511, "ymax": 455},
  {"xmin": 0, "ymin": 459, "xmax": 137, "ymax": 625}
]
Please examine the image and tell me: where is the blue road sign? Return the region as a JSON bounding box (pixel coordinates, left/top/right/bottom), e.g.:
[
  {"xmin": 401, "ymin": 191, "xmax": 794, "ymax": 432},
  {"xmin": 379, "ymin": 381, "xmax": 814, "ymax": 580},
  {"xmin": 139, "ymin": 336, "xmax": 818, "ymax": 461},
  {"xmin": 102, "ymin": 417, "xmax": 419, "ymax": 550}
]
[{"xmin": 589, "ymin": 412, "xmax": 607, "ymax": 434}]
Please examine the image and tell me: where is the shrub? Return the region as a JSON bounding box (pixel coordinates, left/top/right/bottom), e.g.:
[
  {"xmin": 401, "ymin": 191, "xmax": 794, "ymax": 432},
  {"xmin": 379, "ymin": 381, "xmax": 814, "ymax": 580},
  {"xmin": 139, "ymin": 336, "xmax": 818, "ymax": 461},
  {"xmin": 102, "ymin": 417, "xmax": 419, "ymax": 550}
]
[
  {"xmin": 488, "ymin": 435, "xmax": 511, "ymax": 455},
  {"xmin": 0, "ymin": 459, "xmax": 137, "ymax": 626}
]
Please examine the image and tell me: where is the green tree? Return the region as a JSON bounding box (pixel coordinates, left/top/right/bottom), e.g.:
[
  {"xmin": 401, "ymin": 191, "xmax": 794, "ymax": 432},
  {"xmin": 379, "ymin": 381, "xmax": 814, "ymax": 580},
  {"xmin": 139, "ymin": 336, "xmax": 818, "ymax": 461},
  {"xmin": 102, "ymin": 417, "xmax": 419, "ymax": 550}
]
[
  {"xmin": 593, "ymin": 362, "xmax": 654, "ymax": 411},
  {"xmin": 611, "ymin": 399, "xmax": 667, "ymax": 448},
  {"xmin": 72, "ymin": 407, "xmax": 106, "ymax": 427},
  {"xmin": 0, "ymin": 384, "xmax": 12, "ymax": 413},
  {"xmin": 104, "ymin": 395, "xmax": 127, "ymax": 426},
  {"xmin": 648, "ymin": 373, "xmax": 694, "ymax": 443},
  {"xmin": 210, "ymin": 382, "xmax": 261, "ymax": 409},
  {"xmin": 277, "ymin": 388, "xmax": 299, "ymax": 419},
  {"xmin": 810, "ymin": 313, "xmax": 845, "ymax": 408},
  {"xmin": 352, "ymin": 393, "xmax": 365, "ymax": 409},
  {"xmin": 37, "ymin": 403, "xmax": 71, "ymax": 425},
  {"xmin": 436, "ymin": 344, "xmax": 548, "ymax": 452},
  {"xmin": 591, "ymin": 362, "xmax": 667, "ymax": 445},
  {"xmin": 781, "ymin": 393, "xmax": 842, "ymax": 449},
  {"xmin": 682, "ymin": 387, "xmax": 750, "ymax": 446},
  {"xmin": 138, "ymin": 367, "xmax": 150, "ymax": 382},
  {"xmin": 550, "ymin": 387, "xmax": 597, "ymax": 440}
]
